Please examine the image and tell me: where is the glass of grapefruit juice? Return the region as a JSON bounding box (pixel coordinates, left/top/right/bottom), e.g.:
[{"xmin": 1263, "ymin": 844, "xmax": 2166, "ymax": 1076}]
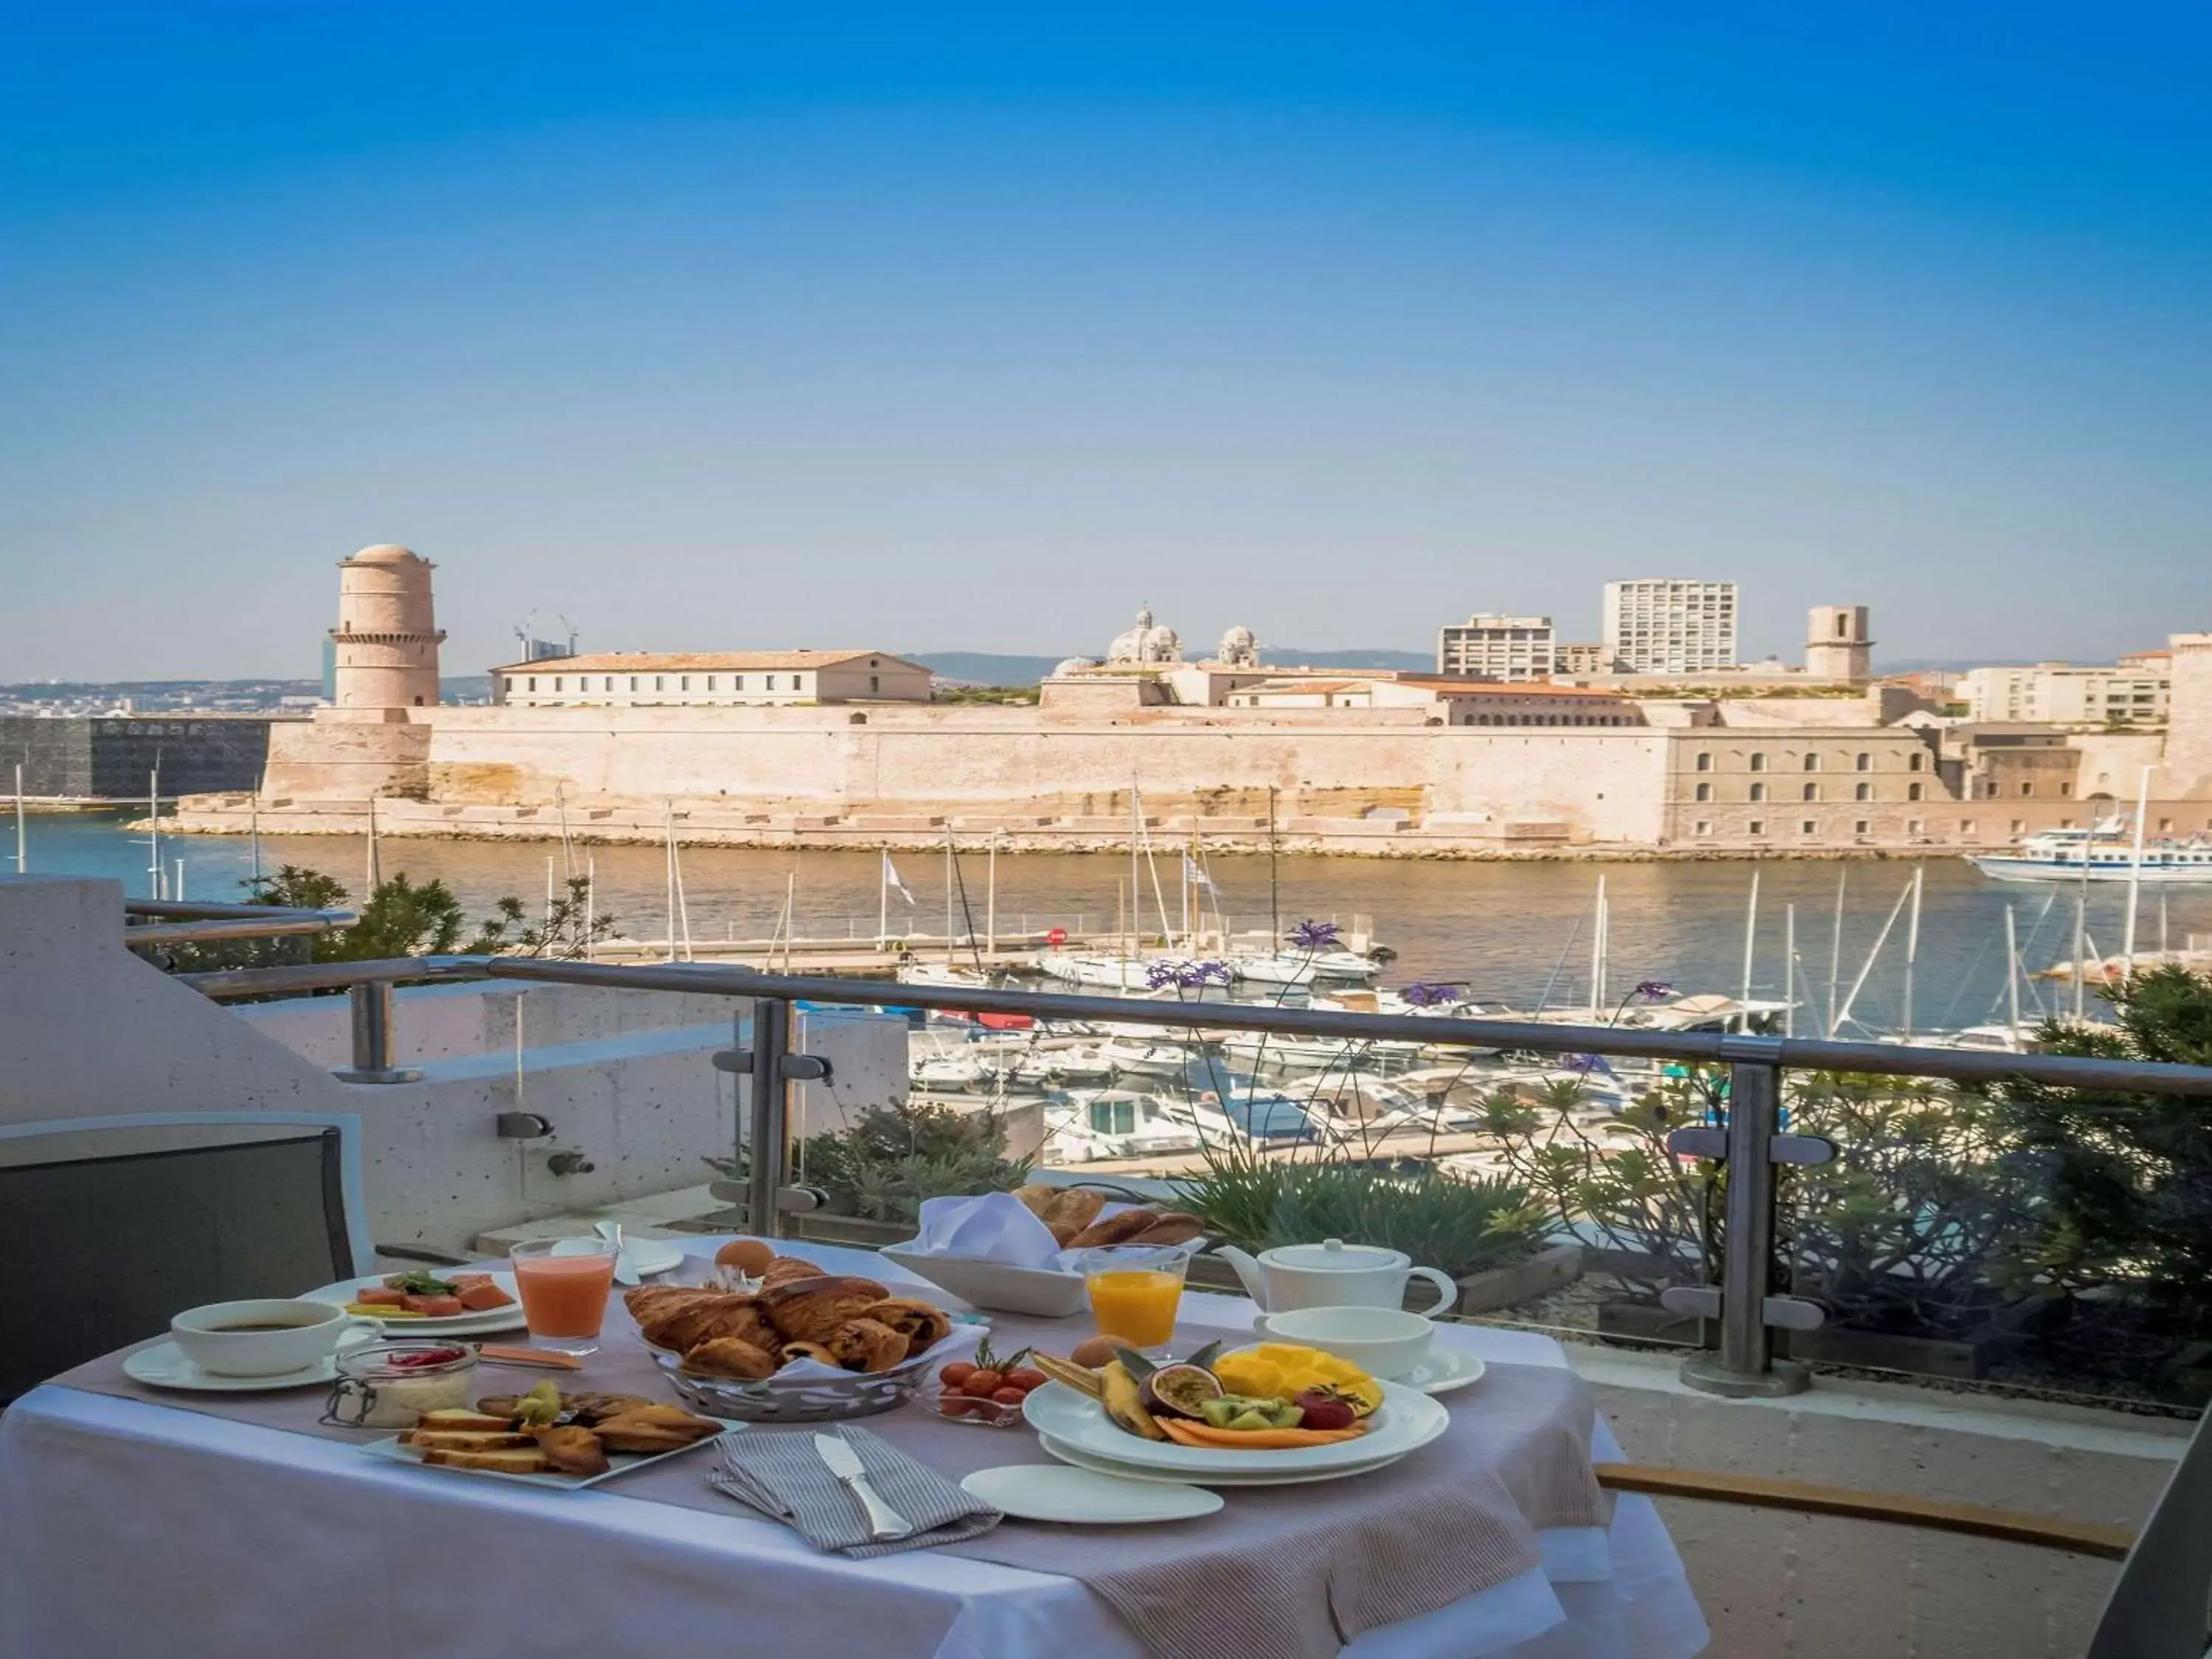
[
  {"xmin": 509, "ymin": 1238, "xmax": 619, "ymax": 1356},
  {"xmin": 1079, "ymin": 1245, "xmax": 1190, "ymax": 1355}
]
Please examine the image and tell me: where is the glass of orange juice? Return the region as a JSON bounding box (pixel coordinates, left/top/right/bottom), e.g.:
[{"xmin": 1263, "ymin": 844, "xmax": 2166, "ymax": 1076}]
[
  {"xmin": 509, "ymin": 1238, "xmax": 620, "ymax": 1356},
  {"xmin": 1079, "ymin": 1245, "xmax": 1189, "ymax": 1356}
]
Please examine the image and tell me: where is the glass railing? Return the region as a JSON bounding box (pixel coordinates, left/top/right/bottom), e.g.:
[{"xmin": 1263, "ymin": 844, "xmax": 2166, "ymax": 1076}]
[{"xmin": 170, "ymin": 949, "xmax": 2212, "ymax": 1408}]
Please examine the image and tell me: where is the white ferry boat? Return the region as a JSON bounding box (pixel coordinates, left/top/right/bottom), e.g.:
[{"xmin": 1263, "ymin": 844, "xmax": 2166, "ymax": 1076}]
[{"xmin": 1969, "ymin": 827, "xmax": 2212, "ymax": 884}]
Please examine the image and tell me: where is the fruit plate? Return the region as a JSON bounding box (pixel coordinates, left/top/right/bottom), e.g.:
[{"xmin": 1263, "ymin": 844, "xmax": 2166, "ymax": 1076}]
[
  {"xmin": 302, "ymin": 1273, "xmax": 528, "ymax": 1335},
  {"xmin": 1021, "ymin": 1377, "xmax": 1448, "ymax": 1478},
  {"xmin": 1037, "ymin": 1430, "xmax": 1412, "ymax": 1488}
]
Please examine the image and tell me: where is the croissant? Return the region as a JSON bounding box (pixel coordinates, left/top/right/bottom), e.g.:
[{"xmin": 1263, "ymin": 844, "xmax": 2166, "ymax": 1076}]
[
  {"xmin": 641, "ymin": 1292, "xmax": 776, "ymax": 1355},
  {"xmin": 827, "ymin": 1318, "xmax": 910, "ymax": 1374},
  {"xmin": 762, "ymin": 1274, "xmax": 890, "ymax": 1345},
  {"xmin": 1017, "ymin": 1186, "xmax": 1105, "ymax": 1246},
  {"xmin": 778, "ymin": 1341, "xmax": 840, "ymax": 1367},
  {"xmin": 862, "ymin": 1297, "xmax": 952, "ymax": 1353},
  {"xmin": 623, "ymin": 1284, "xmax": 706, "ymax": 1324},
  {"xmin": 1065, "ymin": 1208, "xmax": 1157, "ymax": 1250},
  {"xmin": 757, "ymin": 1254, "xmax": 829, "ymax": 1290},
  {"xmin": 681, "ymin": 1337, "xmax": 779, "ymax": 1380}
]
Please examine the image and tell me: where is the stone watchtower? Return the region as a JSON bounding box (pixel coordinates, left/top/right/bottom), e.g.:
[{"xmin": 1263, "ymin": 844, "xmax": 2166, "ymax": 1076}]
[
  {"xmin": 2164, "ymin": 631, "xmax": 2212, "ymax": 794},
  {"xmin": 261, "ymin": 544, "xmax": 444, "ymax": 801},
  {"xmin": 333, "ymin": 543, "xmax": 444, "ymax": 709},
  {"xmin": 1805, "ymin": 605, "xmax": 1873, "ymax": 684}
]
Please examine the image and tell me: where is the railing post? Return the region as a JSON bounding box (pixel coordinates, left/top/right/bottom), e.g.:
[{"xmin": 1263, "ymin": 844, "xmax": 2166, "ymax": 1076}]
[
  {"xmin": 333, "ymin": 981, "xmax": 422, "ymax": 1085},
  {"xmin": 747, "ymin": 995, "xmax": 790, "ymax": 1239},
  {"xmin": 1674, "ymin": 1037, "xmax": 1815, "ymax": 1399}
]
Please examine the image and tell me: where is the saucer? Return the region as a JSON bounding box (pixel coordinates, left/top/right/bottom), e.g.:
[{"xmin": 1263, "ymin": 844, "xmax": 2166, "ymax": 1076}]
[
  {"xmin": 1400, "ymin": 1346, "xmax": 1486, "ymax": 1395},
  {"xmin": 122, "ymin": 1341, "xmax": 339, "ymax": 1393},
  {"xmin": 962, "ymin": 1464, "xmax": 1223, "ymax": 1523}
]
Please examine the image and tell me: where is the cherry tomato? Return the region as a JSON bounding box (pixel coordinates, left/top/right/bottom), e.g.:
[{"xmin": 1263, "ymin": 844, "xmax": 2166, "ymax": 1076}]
[
  {"xmin": 963, "ymin": 1368, "xmax": 1004, "ymax": 1397},
  {"xmin": 938, "ymin": 1396, "xmax": 973, "ymax": 1418},
  {"xmin": 991, "ymin": 1386, "xmax": 1027, "ymax": 1407},
  {"xmin": 939, "ymin": 1361, "xmax": 976, "ymax": 1388},
  {"xmin": 1004, "ymin": 1368, "xmax": 1048, "ymax": 1391}
]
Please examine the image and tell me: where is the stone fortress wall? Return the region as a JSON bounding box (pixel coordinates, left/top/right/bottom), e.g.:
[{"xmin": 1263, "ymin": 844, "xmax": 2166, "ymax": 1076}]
[{"xmin": 175, "ymin": 551, "xmax": 2212, "ymax": 858}]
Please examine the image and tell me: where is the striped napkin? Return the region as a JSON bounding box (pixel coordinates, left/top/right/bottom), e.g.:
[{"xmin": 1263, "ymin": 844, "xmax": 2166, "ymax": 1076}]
[{"xmin": 710, "ymin": 1425, "xmax": 1004, "ymax": 1558}]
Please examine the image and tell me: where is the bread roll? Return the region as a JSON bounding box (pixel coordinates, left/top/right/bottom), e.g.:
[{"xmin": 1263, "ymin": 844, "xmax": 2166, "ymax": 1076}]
[
  {"xmin": 1065, "ymin": 1208, "xmax": 1156, "ymax": 1249},
  {"xmin": 762, "ymin": 1274, "xmax": 891, "ymax": 1345},
  {"xmin": 1133, "ymin": 1211, "xmax": 1206, "ymax": 1247},
  {"xmin": 778, "ymin": 1341, "xmax": 839, "ymax": 1367},
  {"xmin": 827, "ymin": 1317, "xmax": 910, "ymax": 1374},
  {"xmin": 1036, "ymin": 1188, "xmax": 1106, "ymax": 1245},
  {"xmin": 861, "ymin": 1296, "xmax": 952, "ymax": 1352},
  {"xmin": 681, "ymin": 1337, "xmax": 779, "ymax": 1380}
]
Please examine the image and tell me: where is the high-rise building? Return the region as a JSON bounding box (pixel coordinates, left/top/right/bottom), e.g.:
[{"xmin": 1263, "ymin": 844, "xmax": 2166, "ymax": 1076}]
[
  {"xmin": 1436, "ymin": 614, "xmax": 1555, "ymax": 680},
  {"xmin": 1601, "ymin": 579, "xmax": 1739, "ymax": 674},
  {"xmin": 1958, "ymin": 662, "xmax": 2170, "ymax": 726}
]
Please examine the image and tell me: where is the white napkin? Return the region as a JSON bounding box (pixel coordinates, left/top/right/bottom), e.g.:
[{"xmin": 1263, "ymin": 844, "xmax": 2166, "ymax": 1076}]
[{"xmin": 906, "ymin": 1192, "xmax": 1202, "ymax": 1273}]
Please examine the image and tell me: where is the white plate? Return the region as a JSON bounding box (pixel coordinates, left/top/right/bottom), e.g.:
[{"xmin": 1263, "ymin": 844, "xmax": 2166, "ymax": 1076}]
[
  {"xmin": 302, "ymin": 1273, "xmax": 529, "ymax": 1335},
  {"xmin": 1038, "ymin": 1432, "xmax": 1410, "ymax": 1488},
  {"xmin": 1402, "ymin": 1346, "xmax": 1486, "ymax": 1395},
  {"xmin": 621, "ymin": 1239, "xmax": 686, "ymax": 1279},
  {"xmin": 1021, "ymin": 1377, "xmax": 1448, "ymax": 1478},
  {"xmin": 122, "ymin": 1340, "xmax": 338, "ymax": 1393},
  {"xmin": 961, "ymin": 1463, "xmax": 1224, "ymax": 1523},
  {"xmin": 361, "ymin": 1422, "xmax": 742, "ymax": 1490}
]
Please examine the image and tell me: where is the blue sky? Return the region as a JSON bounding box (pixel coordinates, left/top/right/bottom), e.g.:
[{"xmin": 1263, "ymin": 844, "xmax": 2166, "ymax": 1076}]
[{"xmin": 3, "ymin": 3, "xmax": 2207, "ymax": 679}]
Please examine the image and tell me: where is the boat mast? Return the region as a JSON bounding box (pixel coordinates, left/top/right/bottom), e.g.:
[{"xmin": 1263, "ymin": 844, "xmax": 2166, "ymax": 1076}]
[
  {"xmin": 1783, "ymin": 903, "xmax": 1797, "ymax": 1037},
  {"xmin": 1587, "ymin": 874, "xmax": 1608, "ymax": 1015},
  {"xmin": 987, "ymin": 830, "xmax": 998, "ymax": 957},
  {"xmin": 1834, "ymin": 877, "xmax": 1914, "ymax": 1038},
  {"xmin": 147, "ymin": 767, "xmax": 161, "ymax": 900},
  {"xmin": 13, "ymin": 762, "xmax": 24, "ymax": 875},
  {"xmin": 364, "ymin": 792, "xmax": 380, "ymax": 894},
  {"xmin": 248, "ymin": 791, "xmax": 262, "ymax": 886},
  {"xmin": 2004, "ymin": 902, "xmax": 2021, "ymax": 1048},
  {"xmin": 1824, "ymin": 866, "xmax": 1847, "ymax": 1039},
  {"xmin": 1738, "ymin": 867, "xmax": 1759, "ymax": 1030},
  {"xmin": 1901, "ymin": 863, "xmax": 1923, "ymax": 1041},
  {"xmin": 945, "ymin": 824, "xmax": 956, "ymax": 967},
  {"xmin": 1267, "ymin": 785, "xmax": 1280, "ymax": 942},
  {"xmin": 663, "ymin": 799, "xmax": 678, "ymax": 964},
  {"xmin": 2072, "ymin": 840, "xmax": 2090, "ymax": 1020},
  {"xmin": 2121, "ymin": 763, "xmax": 2151, "ymax": 973},
  {"xmin": 1128, "ymin": 784, "xmax": 1141, "ymax": 956}
]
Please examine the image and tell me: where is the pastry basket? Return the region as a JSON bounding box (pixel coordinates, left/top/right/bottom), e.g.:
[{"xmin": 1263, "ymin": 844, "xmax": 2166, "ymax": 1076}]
[{"xmin": 649, "ymin": 1326, "xmax": 981, "ymax": 1423}]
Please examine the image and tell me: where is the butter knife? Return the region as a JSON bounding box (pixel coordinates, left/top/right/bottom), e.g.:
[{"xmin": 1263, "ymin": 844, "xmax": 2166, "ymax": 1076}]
[{"xmin": 814, "ymin": 1433, "xmax": 914, "ymax": 1540}]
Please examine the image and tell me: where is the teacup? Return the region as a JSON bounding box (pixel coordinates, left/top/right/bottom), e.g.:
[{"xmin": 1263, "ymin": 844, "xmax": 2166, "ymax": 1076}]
[
  {"xmin": 170, "ymin": 1299, "xmax": 378, "ymax": 1378},
  {"xmin": 1251, "ymin": 1304, "xmax": 1435, "ymax": 1380}
]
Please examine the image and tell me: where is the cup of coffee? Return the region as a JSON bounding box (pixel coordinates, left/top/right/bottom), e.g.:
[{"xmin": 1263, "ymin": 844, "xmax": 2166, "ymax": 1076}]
[
  {"xmin": 170, "ymin": 1299, "xmax": 378, "ymax": 1378},
  {"xmin": 1251, "ymin": 1304, "xmax": 1436, "ymax": 1380}
]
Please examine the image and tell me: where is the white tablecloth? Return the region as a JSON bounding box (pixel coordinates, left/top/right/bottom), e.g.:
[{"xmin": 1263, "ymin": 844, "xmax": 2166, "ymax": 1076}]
[{"xmin": 0, "ymin": 1239, "xmax": 1707, "ymax": 1659}]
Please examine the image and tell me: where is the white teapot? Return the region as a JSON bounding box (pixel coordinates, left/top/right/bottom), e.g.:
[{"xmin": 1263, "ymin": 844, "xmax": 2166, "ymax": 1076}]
[{"xmin": 1214, "ymin": 1238, "xmax": 1458, "ymax": 1317}]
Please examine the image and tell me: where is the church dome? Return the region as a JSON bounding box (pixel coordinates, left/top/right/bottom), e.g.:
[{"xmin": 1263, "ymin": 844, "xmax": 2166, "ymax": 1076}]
[
  {"xmin": 1217, "ymin": 624, "xmax": 1259, "ymax": 667},
  {"xmin": 1051, "ymin": 656, "xmax": 1100, "ymax": 678},
  {"xmin": 1107, "ymin": 602, "xmax": 1184, "ymax": 665}
]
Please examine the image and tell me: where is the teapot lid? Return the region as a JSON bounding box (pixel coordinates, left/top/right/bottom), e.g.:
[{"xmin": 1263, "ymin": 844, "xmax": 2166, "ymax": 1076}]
[{"xmin": 1262, "ymin": 1238, "xmax": 1409, "ymax": 1271}]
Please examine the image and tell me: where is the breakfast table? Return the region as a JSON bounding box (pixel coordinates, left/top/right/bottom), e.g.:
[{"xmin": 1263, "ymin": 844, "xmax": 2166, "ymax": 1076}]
[{"xmin": 0, "ymin": 1237, "xmax": 1707, "ymax": 1659}]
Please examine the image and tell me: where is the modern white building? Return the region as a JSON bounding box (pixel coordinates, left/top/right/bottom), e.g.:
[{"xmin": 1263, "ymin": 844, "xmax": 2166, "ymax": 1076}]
[
  {"xmin": 490, "ymin": 650, "xmax": 933, "ymax": 707},
  {"xmin": 1958, "ymin": 663, "xmax": 2171, "ymax": 726},
  {"xmin": 1602, "ymin": 579, "xmax": 1739, "ymax": 674},
  {"xmin": 1436, "ymin": 614, "xmax": 1556, "ymax": 680}
]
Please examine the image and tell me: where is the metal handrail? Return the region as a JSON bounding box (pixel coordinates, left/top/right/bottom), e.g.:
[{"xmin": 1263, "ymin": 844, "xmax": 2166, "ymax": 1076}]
[
  {"xmin": 122, "ymin": 899, "xmax": 357, "ymax": 950},
  {"xmin": 171, "ymin": 950, "xmax": 2212, "ymax": 1400},
  {"xmin": 125, "ymin": 900, "xmax": 353, "ymax": 922}
]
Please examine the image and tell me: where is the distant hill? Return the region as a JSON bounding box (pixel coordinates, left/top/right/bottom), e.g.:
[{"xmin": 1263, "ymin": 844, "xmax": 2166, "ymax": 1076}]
[{"xmin": 911, "ymin": 647, "xmax": 1433, "ymax": 686}]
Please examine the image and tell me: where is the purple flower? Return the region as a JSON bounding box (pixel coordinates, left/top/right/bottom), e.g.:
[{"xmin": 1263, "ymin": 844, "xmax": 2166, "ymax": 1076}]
[
  {"xmin": 1147, "ymin": 959, "xmax": 1232, "ymax": 991},
  {"xmin": 1635, "ymin": 980, "xmax": 1674, "ymax": 1002},
  {"xmin": 1399, "ymin": 981, "xmax": 1459, "ymax": 1008},
  {"xmin": 1287, "ymin": 919, "xmax": 1342, "ymax": 951},
  {"xmin": 1144, "ymin": 960, "xmax": 1186, "ymax": 991}
]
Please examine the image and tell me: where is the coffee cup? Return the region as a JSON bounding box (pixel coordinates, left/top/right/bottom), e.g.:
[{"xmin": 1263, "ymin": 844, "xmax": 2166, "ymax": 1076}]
[
  {"xmin": 170, "ymin": 1299, "xmax": 378, "ymax": 1378},
  {"xmin": 1250, "ymin": 1304, "xmax": 1435, "ymax": 1380}
]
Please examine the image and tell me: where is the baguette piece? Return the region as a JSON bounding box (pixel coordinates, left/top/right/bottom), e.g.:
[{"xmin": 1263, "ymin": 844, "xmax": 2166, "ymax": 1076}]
[
  {"xmin": 412, "ymin": 1409, "xmax": 521, "ymax": 1433},
  {"xmin": 1132, "ymin": 1211, "xmax": 1206, "ymax": 1247},
  {"xmin": 419, "ymin": 1447, "xmax": 552, "ymax": 1474},
  {"xmin": 1065, "ymin": 1208, "xmax": 1157, "ymax": 1249},
  {"xmin": 398, "ymin": 1430, "xmax": 537, "ymax": 1451}
]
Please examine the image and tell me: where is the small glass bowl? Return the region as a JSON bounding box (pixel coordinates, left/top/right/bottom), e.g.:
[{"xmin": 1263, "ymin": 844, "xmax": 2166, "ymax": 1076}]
[
  {"xmin": 915, "ymin": 1372, "xmax": 1034, "ymax": 1430},
  {"xmin": 322, "ymin": 1340, "xmax": 479, "ymax": 1430}
]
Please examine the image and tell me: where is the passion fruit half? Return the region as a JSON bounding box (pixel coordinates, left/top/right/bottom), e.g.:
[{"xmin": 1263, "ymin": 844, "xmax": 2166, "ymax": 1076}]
[{"xmin": 1138, "ymin": 1362, "xmax": 1225, "ymax": 1420}]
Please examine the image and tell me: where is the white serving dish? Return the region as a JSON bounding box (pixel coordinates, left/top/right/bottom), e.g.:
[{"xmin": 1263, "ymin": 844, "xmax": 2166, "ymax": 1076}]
[
  {"xmin": 302, "ymin": 1273, "xmax": 529, "ymax": 1335},
  {"xmin": 961, "ymin": 1463, "xmax": 1224, "ymax": 1522},
  {"xmin": 122, "ymin": 1340, "xmax": 340, "ymax": 1394},
  {"xmin": 361, "ymin": 1422, "xmax": 741, "ymax": 1490},
  {"xmin": 1021, "ymin": 1377, "xmax": 1448, "ymax": 1479},
  {"xmin": 880, "ymin": 1245, "xmax": 1089, "ymax": 1318}
]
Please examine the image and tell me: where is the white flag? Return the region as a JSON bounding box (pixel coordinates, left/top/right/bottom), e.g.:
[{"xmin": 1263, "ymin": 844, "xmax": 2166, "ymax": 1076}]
[
  {"xmin": 883, "ymin": 853, "xmax": 916, "ymax": 905},
  {"xmin": 1181, "ymin": 854, "xmax": 1217, "ymax": 890}
]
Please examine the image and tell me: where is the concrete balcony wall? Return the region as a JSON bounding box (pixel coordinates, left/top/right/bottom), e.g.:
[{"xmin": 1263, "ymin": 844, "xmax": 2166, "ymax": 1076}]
[{"xmin": 1576, "ymin": 1346, "xmax": 2183, "ymax": 1658}]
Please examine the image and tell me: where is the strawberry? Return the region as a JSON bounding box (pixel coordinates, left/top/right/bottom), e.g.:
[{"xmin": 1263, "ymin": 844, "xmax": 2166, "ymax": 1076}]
[{"xmin": 1293, "ymin": 1388, "xmax": 1358, "ymax": 1432}]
